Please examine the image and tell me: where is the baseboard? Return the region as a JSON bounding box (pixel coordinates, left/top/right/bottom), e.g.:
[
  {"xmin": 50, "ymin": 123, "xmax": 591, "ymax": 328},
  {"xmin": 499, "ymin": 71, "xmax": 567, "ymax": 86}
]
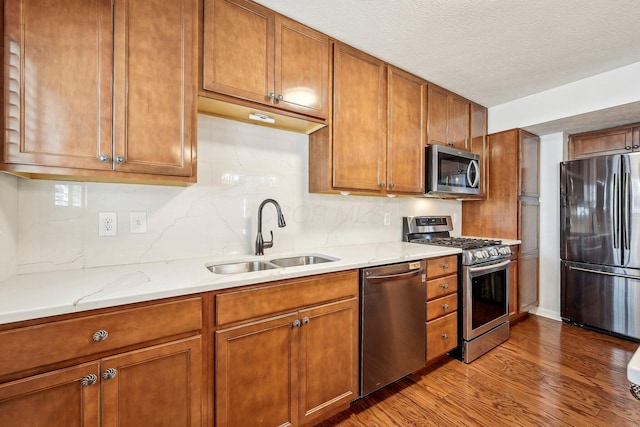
[{"xmin": 529, "ymin": 307, "xmax": 561, "ymax": 321}]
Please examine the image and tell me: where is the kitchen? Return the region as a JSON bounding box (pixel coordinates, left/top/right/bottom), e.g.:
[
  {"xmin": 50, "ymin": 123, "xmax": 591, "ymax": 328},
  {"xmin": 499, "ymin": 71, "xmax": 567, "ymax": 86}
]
[{"xmin": 1, "ymin": 0, "xmax": 640, "ymax": 426}]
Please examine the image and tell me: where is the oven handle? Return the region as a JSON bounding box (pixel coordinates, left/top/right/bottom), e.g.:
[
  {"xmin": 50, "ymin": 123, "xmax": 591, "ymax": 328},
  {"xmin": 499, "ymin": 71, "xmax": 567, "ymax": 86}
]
[
  {"xmin": 366, "ymin": 268, "xmax": 424, "ymax": 282},
  {"xmin": 467, "ymin": 259, "xmax": 511, "ymax": 273}
]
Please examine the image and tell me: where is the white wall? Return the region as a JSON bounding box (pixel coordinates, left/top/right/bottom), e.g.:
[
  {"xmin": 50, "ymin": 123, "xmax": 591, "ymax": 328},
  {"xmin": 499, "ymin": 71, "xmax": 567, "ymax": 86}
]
[
  {"xmin": 0, "ymin": 173, "xmax": 18, "ymax": 281},
  {"xmin": 1, "ymin": 115, "xmax": 461, "ymax": 276}
]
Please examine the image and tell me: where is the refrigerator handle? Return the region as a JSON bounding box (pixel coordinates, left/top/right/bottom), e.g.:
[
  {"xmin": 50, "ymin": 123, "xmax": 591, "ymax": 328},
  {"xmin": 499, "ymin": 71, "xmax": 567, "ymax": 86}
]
[
  {"xmin": 613, "ymin": 172, "xmax": 619, "ymax": 249},
  {"xmin": 623, "ymin": 169, "xmax": 631, "ymax": 251}
]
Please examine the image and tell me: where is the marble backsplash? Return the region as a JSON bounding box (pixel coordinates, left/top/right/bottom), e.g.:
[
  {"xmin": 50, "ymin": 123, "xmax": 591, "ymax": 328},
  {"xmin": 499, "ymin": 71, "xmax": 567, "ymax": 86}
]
[{"xmin": 2, "ymin": 114, "xmax": 460, "ymax": 277}]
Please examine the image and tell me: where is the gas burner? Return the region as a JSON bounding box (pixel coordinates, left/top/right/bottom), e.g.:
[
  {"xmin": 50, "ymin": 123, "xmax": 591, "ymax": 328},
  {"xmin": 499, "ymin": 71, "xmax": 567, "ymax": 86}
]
[{"xmin": 416, "ymin": 237, "xmax": 503, "ymax": 250}]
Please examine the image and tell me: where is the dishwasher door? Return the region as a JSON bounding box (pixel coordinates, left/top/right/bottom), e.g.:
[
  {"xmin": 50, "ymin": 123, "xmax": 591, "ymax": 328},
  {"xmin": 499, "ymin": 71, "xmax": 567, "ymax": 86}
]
[{"xmin": 360, "ymin": 260, "xmax": 426, "ymax": 397}]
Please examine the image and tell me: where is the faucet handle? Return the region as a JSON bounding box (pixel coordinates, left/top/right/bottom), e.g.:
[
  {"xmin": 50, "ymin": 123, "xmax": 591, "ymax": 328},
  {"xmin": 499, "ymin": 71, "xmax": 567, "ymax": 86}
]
[{"xmin": 263, "ymin": 230, "xmax": 274, "ymax": 250}]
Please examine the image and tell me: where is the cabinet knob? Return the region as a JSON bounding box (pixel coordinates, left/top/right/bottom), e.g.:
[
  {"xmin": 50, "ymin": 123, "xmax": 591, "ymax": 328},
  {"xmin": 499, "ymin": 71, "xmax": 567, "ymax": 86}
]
[
  {"xmin": 442, "ymin": 263, "xmax": 449, "ymax": 270},
  {"xmin": 302, "ymin": 316, "xmax": 309, "ymax": 325},
  {"xmin": 389, "ymin": 182, "xmax": 395, "ymax": 188},
  {"xmin": 277, "ymin": 94, "xmax": 284, "ymax": 102},
  {"xmin": 442, "ymin": 303, "xmax": 449, "ymax": 310},
  {"xmin": 102, "ymin": 368, "xmax": 117, "ymax": 380},
  {"xmin": 97, "ymin": 154, "xmax": 110, "ymax": 163},
  {"xmin": 292, "ymin": 319, "xmax": 301, "ymax": 328},
  {"xmin": 626, "ymin": 146, "xmax": 632, "ymax": 150},
  {"xmin": 379, "ymin": 182, "xmax": 386, "ymax": 187},
  {"xmin": 81, "ymin": 374, "xmax": 98, "ymax": 387},
  {"xmin": 442, "ymin": 283, "xmax": 449, "ymax": 290},
  {"xmin": 441, "ymin": 334, "xmax": 449, "ymax": 340},
  {"xmin": 448, "ymin": 141, "xmax": 455, "ymax": 147},
  {"xmin": 634, "ymin": 145, "xmax": 639, "ymax": 149},
  {"xmin": 92, "ymin": 329, "xmax": 109, "ymax": 342},
  {"xmin": 268, "ymin": 92, "xmax": 276, "ymax": 101},
  {"xmin": 114, "ymin": 155, "xmax": 125, "ymax": 164}
]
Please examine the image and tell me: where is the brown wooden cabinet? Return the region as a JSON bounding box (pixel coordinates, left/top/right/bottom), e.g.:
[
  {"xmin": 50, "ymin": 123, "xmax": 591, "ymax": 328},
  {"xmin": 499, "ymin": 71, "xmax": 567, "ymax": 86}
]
[
  {"xmin": 469, "ymin": 102, "xmax": 488, "ymax": 199},
  {"xmin": 508, "ymin": 245, "xmax": 519, "ymax": 319},
  {"xmin": 0, "ymin": 298, "xmax": 203, "ymax": 427},
  {"xmin": 462, "ymin": 129, "xmax": 540, "ymax": 321},
  {"xmin": 309, "ymin": 44, "xmax": 424, "ymax": 196},
  {"xmin": 2, "ymin": 0, "xmax": 197, "ymax": 184},
  {"xmin": 569, "ymin": 123, "xmax": 640, "ymax": 159},
  {"xmin": 214, "ymin": 270, "xmax": 359, "ymax": 427},
  {"xmin": 426, "ymin": 84, "xmax": 470, "ymax": 150},
  {"xmin": 425, "ymin": 255, "xmax": 458, "ymax": 362},
  {"xmin": 202, "ymin": 0, "xmax": 330, "ymax": 120}
]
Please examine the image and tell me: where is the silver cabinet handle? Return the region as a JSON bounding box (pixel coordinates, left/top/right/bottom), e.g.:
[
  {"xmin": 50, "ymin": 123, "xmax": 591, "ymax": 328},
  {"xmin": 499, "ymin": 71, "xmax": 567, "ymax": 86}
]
[
  {"xmin": 92, "ymin": 330, "xmax": 108, "ymax": 342},
  {"xmin": 634, "ymin": 145, "xmax": 640, "ymax": 149},
  {"xmin": 81, "ymin": 374, "xmax": 98, "ymax": 387},
  {"xmin": 626, "ymin": 146, "xmax": 632, "ymax": 150},
  {"xmin": 441, "ymin": 334, "xmax": 449, "ymax": 340},
  {"xmin": 442, "ymin": 283, "xmax": 449, "ymax": 290},
  {"xmin": 97, "ymin": 154, "xmax": 110, "ymax": 162},
  {"xmin": 442, "ymin": 303, "xmax": 449, "ymax": 310},
  {"xmin": 277, "ymin": 94, "xmax": 284, "ymax": 102},
  {"xmin": 389, "ymin": 182, "xmax": 395, "ymax": 188},
  {"xmin": 292, "ymin": 319, "xmax": 301, "ymax": 328},
  {"xmin": 302, "ymin": 317, "xmax": 309, "ymax": 325},
  {"xmin": 379, "ymin": 182, "xmax": 386, "ymax": 187},
  {"xmin": 114, "ymin": 156, "xmax": 125, "ymax": 164},
  {"xmin": 442, "ymin": 263, "xmax": 449, "ymax": 270},
  {"xmin": 268, "ymin": 92, "xmax": 276, "ymax": 101},
  {"xmin": 102, "ymin": 368, "xmax": 117, "ymax": 380}
]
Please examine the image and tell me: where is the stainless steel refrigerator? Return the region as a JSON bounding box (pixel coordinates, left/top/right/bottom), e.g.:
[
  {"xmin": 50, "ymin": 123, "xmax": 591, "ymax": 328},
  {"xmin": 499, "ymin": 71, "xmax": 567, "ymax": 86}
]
[{"xmin": 560, "ymin": 153, "xmax": 640, "ymax": 341}]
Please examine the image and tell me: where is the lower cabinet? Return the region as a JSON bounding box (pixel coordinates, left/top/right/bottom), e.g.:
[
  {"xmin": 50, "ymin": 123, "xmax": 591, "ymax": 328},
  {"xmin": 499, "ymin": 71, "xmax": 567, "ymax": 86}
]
[
  {"xmin": 425, "ymin": 255, "xmax": 459, "ymax": 362},
  {"xmin": 0, "ymin": 336, "xmax": 202, "ymax": 427},
  {"xmin": 213, "ymin": 270, "xmax": 359, "ymax": 427}
]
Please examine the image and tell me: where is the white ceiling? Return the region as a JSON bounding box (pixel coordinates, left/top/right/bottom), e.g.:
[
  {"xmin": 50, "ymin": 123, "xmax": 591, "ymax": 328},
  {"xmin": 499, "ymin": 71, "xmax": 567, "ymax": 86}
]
[{"xmin": 255, "ymin": 0, "xmax": 640, "ymax": 133}]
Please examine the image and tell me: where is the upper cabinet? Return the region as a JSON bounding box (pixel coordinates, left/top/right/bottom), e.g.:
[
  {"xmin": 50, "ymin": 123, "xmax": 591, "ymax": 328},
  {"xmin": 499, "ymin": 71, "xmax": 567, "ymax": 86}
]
[
  {"xmin": 309, "ymin": 43, "xmax": 425, "ymax": 196},
  {"xmin": 569, "ymin": 123, "xmax": 640, "ymax": 160},
  {"xmin": 2, "ymin": 0, "xmax": 197, "ymax": 184},
  {"xmin": 468, "ymin": 102, "xmax": 488, "ymax": 199},
  {"xmin": 426, "ymin": 85, "xmax": 470, "ymax": 150},
  {"xmin": 201, "ymin": 0, "xmax": 330, "ymax": 120}
]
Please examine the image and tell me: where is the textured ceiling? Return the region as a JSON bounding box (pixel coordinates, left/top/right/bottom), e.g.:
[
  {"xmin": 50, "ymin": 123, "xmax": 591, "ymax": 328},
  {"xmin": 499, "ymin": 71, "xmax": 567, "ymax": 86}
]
[{"xmin": 254, "ymin": 0, "xmax": 640, "ymax": 109}]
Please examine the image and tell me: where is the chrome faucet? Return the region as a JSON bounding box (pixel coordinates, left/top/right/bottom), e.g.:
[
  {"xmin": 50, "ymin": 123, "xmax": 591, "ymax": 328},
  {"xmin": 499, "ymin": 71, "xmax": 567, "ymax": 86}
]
[{"xmin": 255, "ymin": 198, "xmax": 286, "ymax": 255}]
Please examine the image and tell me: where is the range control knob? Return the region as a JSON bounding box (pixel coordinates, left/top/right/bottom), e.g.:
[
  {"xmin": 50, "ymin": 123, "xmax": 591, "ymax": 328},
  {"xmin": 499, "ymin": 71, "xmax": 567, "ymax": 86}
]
[
  {"xmin": 481, "ymin": 250, "xmax": 489, "ymax": 259},
  {"xmin": 498, "ymin": 246, "xmax": 512, "ymax": 255},
  {"xmin": 489, "ymin": 248, "xmax": 499, "ymax": 257},
  {"xmin": 474, "ymin": 250, "xmax": 484, "ymax": 259}
]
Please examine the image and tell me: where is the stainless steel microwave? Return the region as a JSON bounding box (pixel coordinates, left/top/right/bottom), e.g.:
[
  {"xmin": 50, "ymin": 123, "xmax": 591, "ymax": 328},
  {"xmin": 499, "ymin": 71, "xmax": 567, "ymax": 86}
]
[{"xmin": 425, "ymin": 145, "xmax": 480, "ymax": 197}]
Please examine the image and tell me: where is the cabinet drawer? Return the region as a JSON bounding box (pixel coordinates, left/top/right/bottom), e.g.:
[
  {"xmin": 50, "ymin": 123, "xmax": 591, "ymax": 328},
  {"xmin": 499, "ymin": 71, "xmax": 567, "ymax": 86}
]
[
  {"xmin": 0, "ymin": 297, "xmax": 202, "ymax": 378},
  {"xmin": 216, "ymin": 270, "xmax": 358, "ymax": 326},
  {"xmin": 427, "ymin": 255, "xmax": 458, "ymax": 278},
  {"xmin": 426, "ymin": 274, "xmax": 458, "ymax": 300},
  {"xmin": 426, "ymin": 294, "xmax": 458, "ymax": 322},
  {"xmin": 426, "ymin": 312, "xmax": 458, "ymax": 361}
]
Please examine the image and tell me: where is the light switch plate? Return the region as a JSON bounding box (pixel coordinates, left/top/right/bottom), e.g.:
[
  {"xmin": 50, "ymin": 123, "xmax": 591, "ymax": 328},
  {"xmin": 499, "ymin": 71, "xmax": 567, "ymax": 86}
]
[{"xmin": 130, "ymin": 212, "xmax": 147, "ymax": 234}]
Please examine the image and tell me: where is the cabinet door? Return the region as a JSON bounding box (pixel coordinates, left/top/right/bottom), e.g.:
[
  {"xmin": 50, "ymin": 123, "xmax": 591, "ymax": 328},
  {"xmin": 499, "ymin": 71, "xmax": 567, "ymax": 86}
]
[
  {"xmin": 332, "ymin": 42, "xmax": 387, "ymax": 192},
  {"xmin": 519, "ymin": 130, "xmax": 540, "ymax": 197},
  {"xmin": 508, "ymin": 258, "xmax": 519, "ymax": 319},
  {"xmin": 569, "ymin": 126, "xmax": 634, "ymax": 159},
  {"xmin": 426, "ymin": 85, "xmax": 448, "ymax": 147},
  {"xmin": 101, "ymin": 336, "xmax": 202, "ymax": 427},
  {"xmin": 298, "ymin": 298, "xmax": 358, "ymax": 425},
  {"xmin": 202, "ymin": 0, "xmax": 274, "ymax": 104},
  {"xmin": 519, "ymin": 199, "xmax": 540, "ymax": 254},
  {"xmin": 0, "ymin": 362, "xmax": 100, "ymax": 427},
  {"xmin": 215, "ymin": 313, "xmax": 298, "ymax": 427},
  {"xmin": 447, "ymin": 94, "xmax": 470, "ymax": 150},
  {"xmin": 386, "ymin": 67, "xmax": 425, "ymax": 195},
  {"xmin": 113, "ymin": 0, "xmax": 196, "ymax": 177},
  {"xmin": 518, "ymin": 253, "xmax": 539, "ymax": 313},
  {"xmin": 3, "ymin": 0, "xmax": 113, "ymax": 170},
  {"xmin": 275, "ymin": 15, "xmax": 329, "ymax": 119},
  {"xmin": 469, "ymin": 102, "xmax": 488, "ymax": 198}
]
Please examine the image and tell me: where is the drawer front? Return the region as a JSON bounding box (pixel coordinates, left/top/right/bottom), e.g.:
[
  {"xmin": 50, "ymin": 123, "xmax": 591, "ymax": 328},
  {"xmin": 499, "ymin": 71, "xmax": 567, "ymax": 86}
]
[
  {"xmin": 426, "ymin": 274, "xmax": 458, "ymax": 300},
  {"xmin": 216, "ymin": 270, "xmax": 358, "ymax": 326},
  {"xmin": 427, "ymin": 255, "xmax": 458, "ymax": 279},
  {"xmin": 0, "ymin": 297, "xmax": 202, "ymax": 378},
  {"xmin": 426, "ymin": 294, "xmax": 458, "ymax": 322},
  {"xmin": 426, "ymin": 312, "xmax": 458, "ymax": 361}
]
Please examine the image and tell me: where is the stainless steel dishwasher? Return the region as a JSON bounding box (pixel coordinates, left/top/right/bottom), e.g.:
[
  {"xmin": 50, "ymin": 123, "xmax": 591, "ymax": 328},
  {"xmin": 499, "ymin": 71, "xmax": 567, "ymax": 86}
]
[{"xmin": 360, "ymin": 259, "xmax": 426, "ymax": 397}]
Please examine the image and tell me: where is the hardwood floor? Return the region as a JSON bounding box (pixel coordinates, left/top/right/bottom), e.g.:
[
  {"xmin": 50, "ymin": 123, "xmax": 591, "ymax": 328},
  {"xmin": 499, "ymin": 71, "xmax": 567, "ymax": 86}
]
[{"xmin": 316, "ymin": 315, "xmax": 640, "ymax": 426}]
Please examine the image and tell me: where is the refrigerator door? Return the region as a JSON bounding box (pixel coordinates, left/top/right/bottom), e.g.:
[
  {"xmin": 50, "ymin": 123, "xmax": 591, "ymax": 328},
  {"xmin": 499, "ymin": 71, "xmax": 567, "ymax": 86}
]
[
  {"xmin": 561, "ymin": 260, "xmax": 640, "ymax": 340},
  {"xmin": 561, "ymin": 155, "xmax": 622, "ymax": 266},
  {"xmin": 623, "ymin": 153, "xmax": 640, "ymax": 268}
]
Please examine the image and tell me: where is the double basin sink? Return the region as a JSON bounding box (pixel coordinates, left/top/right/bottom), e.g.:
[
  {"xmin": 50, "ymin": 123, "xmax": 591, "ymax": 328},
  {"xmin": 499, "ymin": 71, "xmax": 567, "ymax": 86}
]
[{"xmin": 206, "ymin": 254, "xmax": 339, "ymax": 274}]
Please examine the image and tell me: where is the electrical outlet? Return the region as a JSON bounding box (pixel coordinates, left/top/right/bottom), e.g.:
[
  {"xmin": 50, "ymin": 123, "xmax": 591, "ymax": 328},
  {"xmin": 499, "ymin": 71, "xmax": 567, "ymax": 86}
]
[
  {"xmin": 130, "ymin": 211, "xmax": 147, "ymax": 233},
  {"xmin": 99, "ymin": 212, "xmax": 117, "ymax": 236},
  {"xmin": 383, "ymin": 212, "xmax": 391, "ymax": 226}
]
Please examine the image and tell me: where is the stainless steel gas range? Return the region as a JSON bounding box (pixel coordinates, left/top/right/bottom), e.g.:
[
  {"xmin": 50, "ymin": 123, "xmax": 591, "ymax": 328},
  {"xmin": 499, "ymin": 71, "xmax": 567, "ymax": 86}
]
[{"xmin": 403, "ymin": 216, "xmax": 511, "ymax": 363}]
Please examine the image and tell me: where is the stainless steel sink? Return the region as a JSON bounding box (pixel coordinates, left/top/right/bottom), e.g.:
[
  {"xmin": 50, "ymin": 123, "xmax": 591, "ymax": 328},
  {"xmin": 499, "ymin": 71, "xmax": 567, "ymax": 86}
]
[
  {"xmin": 206, "ymin": 261, "xmax": 277, "ymax": 274},
  {"xmin": 268, "ymin": 254, "xmax": 338, "ymax": 268}
]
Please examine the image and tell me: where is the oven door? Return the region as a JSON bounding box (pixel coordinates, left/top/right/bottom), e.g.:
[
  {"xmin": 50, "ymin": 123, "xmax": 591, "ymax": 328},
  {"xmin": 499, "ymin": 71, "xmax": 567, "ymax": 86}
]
[{"xmin": 463, "ymin": 259, "xmax": 510, "ymax": 340}]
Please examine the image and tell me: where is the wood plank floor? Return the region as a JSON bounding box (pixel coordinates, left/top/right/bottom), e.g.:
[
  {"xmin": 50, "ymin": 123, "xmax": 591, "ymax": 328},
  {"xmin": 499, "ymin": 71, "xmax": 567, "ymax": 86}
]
[{"xmin": 316, "ymin": 315, "xmax": 640, "ymax": 427}]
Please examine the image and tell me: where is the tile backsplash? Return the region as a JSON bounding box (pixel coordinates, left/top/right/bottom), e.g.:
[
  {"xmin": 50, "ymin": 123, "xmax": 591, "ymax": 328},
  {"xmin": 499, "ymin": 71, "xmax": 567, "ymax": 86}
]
[{"xmin": 3, "ymin": 115, "xmax": 461, "ymax": 276}]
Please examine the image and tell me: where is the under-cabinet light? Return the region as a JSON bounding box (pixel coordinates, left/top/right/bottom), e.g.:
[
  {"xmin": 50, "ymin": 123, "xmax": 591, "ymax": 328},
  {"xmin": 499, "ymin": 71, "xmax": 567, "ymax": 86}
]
[{"xmin": 249, "ymin": 113, "xmax": 276, "ymax": 124}]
